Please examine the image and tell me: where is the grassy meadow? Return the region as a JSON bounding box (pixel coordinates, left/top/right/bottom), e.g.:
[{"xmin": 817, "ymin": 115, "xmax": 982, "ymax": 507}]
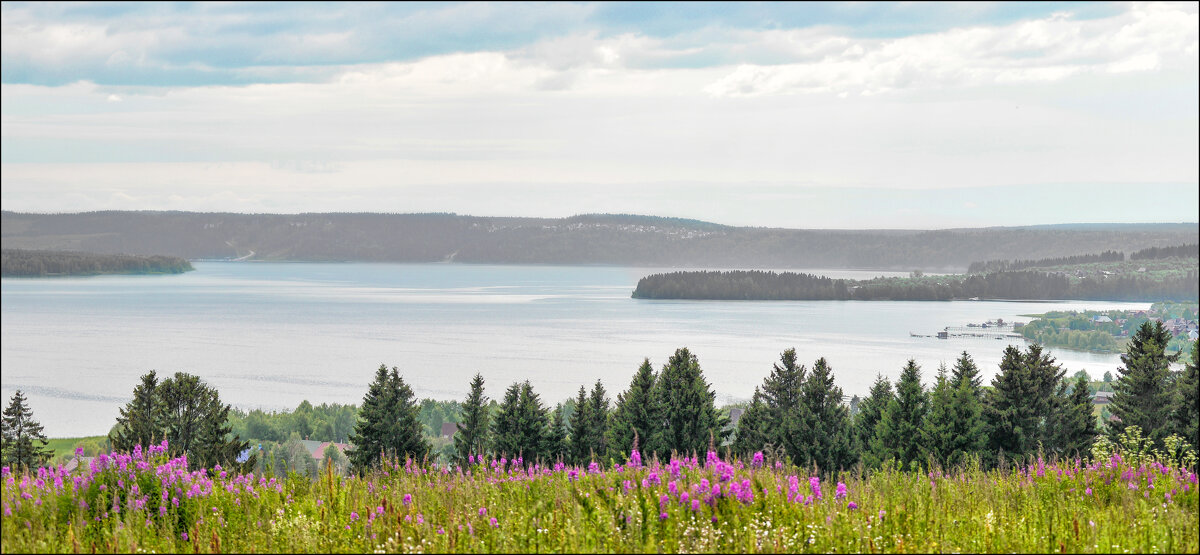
[{"xmin": 2, "ymin": 442, "xmax": 1197, "ymax": 554}]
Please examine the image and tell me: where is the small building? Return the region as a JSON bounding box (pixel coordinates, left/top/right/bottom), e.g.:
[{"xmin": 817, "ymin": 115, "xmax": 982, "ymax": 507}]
[
  {"xmin": 728, "ymin": 407, "xmax": 745, "ymax": 428},
  {"xmin": 440, "ymin": 422, "xmax": 459, "ymax": 439},
  {"xmin": 937, "ymin": 331, "xmax": 949, "ymax": 339},
  {"xmin": 1092, "ymin": 391, "xmax": 1114, "ymax": 406},
  {"xmin": 1092, "ymin": 315, "xmax": 1112, "ymax": 324}
]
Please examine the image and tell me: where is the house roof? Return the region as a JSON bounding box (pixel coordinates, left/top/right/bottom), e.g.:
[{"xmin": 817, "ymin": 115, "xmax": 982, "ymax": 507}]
[{"xmin": 441, "ymin": 422, "xmax": 459, "ymax": 438}]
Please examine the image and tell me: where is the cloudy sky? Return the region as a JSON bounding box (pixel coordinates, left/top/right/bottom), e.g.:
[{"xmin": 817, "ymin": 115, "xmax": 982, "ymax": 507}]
[{"xmin": 2, "ymin": 1, "xmax": 1197, "ymax": 228}]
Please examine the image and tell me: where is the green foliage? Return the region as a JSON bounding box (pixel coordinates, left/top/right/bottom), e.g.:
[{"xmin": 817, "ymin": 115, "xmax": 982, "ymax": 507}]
[
  {"xmin": 797, "ymin": 357, "xmax": 854, "ymax": 472},
  {"xmin": 110, "ymin": 371, "xmax": 251, "ymax": 472},
  {"xmin": 607, "ymin": 359, "xmax": 659, "ymax": 461},
  {"xmin": 454, "ymin": 373, "xmax": 490, "ymax": 465},
  {"xmin": 491, "ymin": 381, "xmax": 550, "ymax": 462},
  {"xmin": 647, "ymin": 348, "xmax": 729, "ymax": 457},
  {"xmin": 1173, "ymin": 339, "xmax": 1200, "ymax": 449},
  {"xmin": 854, "ymin": 374, "xmax": 893, "ymax": 469},
  {"xmin": 760, "ymin": 348, "xmax": 807, "ymax": 465},
  {"xmin": 347, "ymin": 365, "xmax": 429, "ymax": 473},
  {"xmin": 1047, "ymin": 375, "xmax": 1099, "ymax": 457},
  {"xmin": 985, "ymin": 345, "xmax": 1067, "ymax": 463},
  {"xmin": 1, "ymin": 390, "xmax": 52, "ymax": 470},
  {"xmin": 109, "ymin": 370, "xmax": 165, "ymax": 454},
  {"xmin": 1110, "ymin": 321, "xmax": 1180, "ymax": 448},
  {"xmin": 876, "ymin": 359, "xmax": 928, "ymax": 468},
  {"xmin": 0, "ymin": 249, "xmax": 193, "ymax": 277},
  {"xmin": 732, "ymin": 388, "xmax": 770, "ymax": 456}
]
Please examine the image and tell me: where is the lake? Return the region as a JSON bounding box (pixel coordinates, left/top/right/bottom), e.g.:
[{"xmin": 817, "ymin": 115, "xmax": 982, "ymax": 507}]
[{"xmin": 1, "ymin": 262, "xmax": 1146, "ymax": 437}]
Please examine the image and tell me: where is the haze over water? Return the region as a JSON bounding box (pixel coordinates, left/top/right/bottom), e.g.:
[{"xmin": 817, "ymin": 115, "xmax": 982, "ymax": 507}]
[{"xmin": 1, "ymin": 262, "xmax": 1146, "ymax": 438}]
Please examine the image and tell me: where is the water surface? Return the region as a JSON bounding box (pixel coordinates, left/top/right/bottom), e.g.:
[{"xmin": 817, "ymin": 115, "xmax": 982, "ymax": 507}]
[{"xmin": 1, "ymin": 262, "xmax": 1143, "ymax": 437}]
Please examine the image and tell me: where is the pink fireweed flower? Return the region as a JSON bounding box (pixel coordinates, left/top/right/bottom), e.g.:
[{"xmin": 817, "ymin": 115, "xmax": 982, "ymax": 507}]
[
  {"xmin": 75, "ymin": 446, "xmax": 85, "ymax": 457},
  {"xmin": 350, "ymin": 511, "xmax": 359, "ymax": 522},
  {"xmin": 647, "ymin": 471, "xmax": 660, "ymax": 485},
  {"xmin": 835, "ymin": 482, "xmax": 848, "ymax": 500},
  {"xmin": 588, "ymin": 461, "xmax": 601, "ymax": 474},
  {"xmin": 809, "ymin": 477, "xmax": 822, "ymax": 499},
  {"xmin": 376, "ymin": 505, "xmax": 384, "ymax": 515},
  {"xmin": 403, "ymin": 494, "xmax": 412, "ymax": 506},
  {"xmin": 568, "ymin": 469, "xmax": 579, "ymax": 482},
  {"xmin": 479, "ymin": 507, "xmax": 487, "ymax": 517},
  {"xmin": 490, "ymin": 517, "xmax": 499, "ymax": 528},
  {"xmin": 630, "ymin": 449, "xmax": 642, "ymax": 467},
  {"xmin": 751, "ymin": 451, "xmax": 764, "ymax": 468},
  {"xmin": 681, "ymin": 492, "xmax": 689, "ymax": 504},
  {"xmin": 660, "ymin": 494, "xmax": 670, "ymax": 509},
  {"xmin": 659, "ymin": 512, "xmax": 669, "ymax": 520},
  {"xmin": 1085, "ymin": 487, "xmax": 1092, "ymax": 496},
  {"xmin": 848, "ymin": 501, "xmax": 858, "ymax": 510},
  {"xmin": 691, "ymin": 499, "xmax": 701, "ymax": 511}
]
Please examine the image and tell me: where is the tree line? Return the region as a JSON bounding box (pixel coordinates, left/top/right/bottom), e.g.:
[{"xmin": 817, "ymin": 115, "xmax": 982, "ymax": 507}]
[
  {"xmin": 1131, "ymin": 243, "xmax": 1200, "ymax": 261},
  {"xmin": 632, "ymin": 268, "xmax": 1199, "ymax": 302},
  {"xmin": 4, "ymin": 328, "xmax": 1197, "ymax": 477},
  {"xmin": 5, "ymin": 211, "xmax": 1196, "ymax": 270},
  {"xmin": 968, "ymin": 250, "xmax": 1124, "ymax": 274},
  {"xmin": 0, "ymin": 249, "xmax": 193, "ymax": 277}
]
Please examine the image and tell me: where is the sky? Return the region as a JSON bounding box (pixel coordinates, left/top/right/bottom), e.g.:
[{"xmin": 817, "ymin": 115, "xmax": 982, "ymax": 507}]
[{"xmin": 1, "ymin": 1, "xmax": 1197, "ymax": 229}]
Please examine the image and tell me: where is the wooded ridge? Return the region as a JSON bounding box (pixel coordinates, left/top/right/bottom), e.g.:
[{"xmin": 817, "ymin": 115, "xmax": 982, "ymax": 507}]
[{"xmin": 3, "ymin": 211, "xmax": 1196, "ymax": 271}]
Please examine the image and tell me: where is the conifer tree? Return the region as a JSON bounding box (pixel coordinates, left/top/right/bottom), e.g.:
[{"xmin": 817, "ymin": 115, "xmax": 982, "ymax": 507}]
[
  {"xmin": 569, "ymin": 385, "xmax": 593, "ymax": 463},
  {"xmin": 1110, "ymin": 321, "xmax": 1179, "ymax": 447},
  {"xmin": 733, "ymin": 388, "xmax": 770, "ymax": 455},
  {"xmin": 854, "ymin": 374, "xmax": 894, "ymax": 468},
  {"xmin": 514, "ymin": 381, "xmax": 550, "ymax": 463},
  {"xmin": 921, "ymin": 364, "xmax": 956, "ymax": 467},
  {"xmin": 110, "ymin": 370, "xmax": 165, "ymax": 454},
  {"xmin": 798, "ymin": 357, "xmax": 855, "ymax": 472},
  {"xmin": 543, "ymin": 403, "xmax": 570, "ymax": 462},
  {"xmin": 586, "ymin": 380, "xmax": 611, "ymax": 459},
  {"xmin": 946, "ymin": 355, "xmax": 987, "ymax": 466},
  {"xmin": 348, "ymin": 365, "xmax": 428, "ymax": 472},
  {"xmin": 648, "ymin": 348, "xmax": 729, "ymax": 456},
  {"xmin": 454, "ymin": 373, "xmax": 490, "ymax": 465},
  {"xmin": 876, "ymin": 359, "xmax": 927, "ymax": 468},
  {"xmin": 349, "ymin": 365, "xmax": 394, "ymax": 472},
  {"xmin": 1047, "ymin": 374, "xmax": 1099, "ymax": 456},
  {"xmin": 383, "ymin": 367, "xmax": 428, "ymax": 462},
  {"xmin": 1, "ymin": 390, "xmax": 51, "ymax": 470},
  {"xmin": 760, "ymin": 348, "xmax": 807, "ymax": 464},
  {"xmin": 1172, "ymin": 339, "xmax": 1199, "ymax": 449},
  {"xmin": 607, "ymin": 359, "xmax": 658, "ymax": 460},
  {"xmin": 490, "ymin": 382, "xmax": 524, "ymax": 459},
  {"xmin": 950, "ymin": 351, "xmax": 982, "ymax": 392}
]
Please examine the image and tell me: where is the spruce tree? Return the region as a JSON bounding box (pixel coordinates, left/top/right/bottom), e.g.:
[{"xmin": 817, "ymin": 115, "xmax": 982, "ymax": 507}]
[
  {"xmin": 986, "ymin": 346, "xmax": 1033, "ymax": 462},
  {"xmin": 1, "ymin": 390, "xmax": 51, "ymax": 470},
  {"xmin": 648, "ymin": 348, "xmax": 729, "ymax": 456},
  {"xmin": 876, "ymin": 359, "xmax": 927, "ymax": 469},
  {"xmin": 490, "ymin": 382, "xmax": 524, "ymax": 459},
  {"xmin": 733, "ymin": 388, "xmax": 770, "ymax": 455},
  {"xmin": 568, "ymin": 385, "xmax": 593, "ymax": 463},
  {"xmin": 1047, "ymin": 375, "xmax": 1099, "ymax": 457},
  {"xmin": 110, "ymin": 370, "xmax": 165, "ymax": 454},
  {"xmin": 607, "ymin": 359, "xmax": 658, "ymax": 460},
  {"xmin": 383, "ymin": 367, "xmax": 429, "ymax": 462},
  {"xmin": 1172, "ymin": 339, "xmax": 1199, "ymax": 449},
  {"xmin": 854, "ymin": 374, "xmax": 894, "ymax": 468},
  {"xmin": 543, "ymin": 403, "xmax": 570, "ymax": 462},
  {"xmin": 349, "ymin": 365, "xmax": 395, "ymax": 472},
  {"xmin": 798, "ymin": 357, "xmax": 855, "ymax": 472},
  {"xmin": 454, "ymin": 373, "xmax": 490, "ymax": 465},
  {"xmin": 946, "ymin": 362, "xmax": 987, "ymax": 467},
  {"xmin": 513, "ymin": 381, "xmax": 550, "ymax": 463},
  {"xmin": 921, "ymin": 364, "xmax": 956, "ymax": 467},
  {"xmin": 1023, "ymin": 344, "xmax": 1067, "ymax": 450},
  {"xmin": 950, "ymin": 351, "xmax": 982, "ymax": 392},
  {"xmin": 760, "ymin": 348, "xmax": 807, "ymax": 464},
  {"xmin": 149, "ymin": 372, "xmax": 250, "ymax": 471},
  {"xmin": 1110, "ymin": 321, "xmax": 1179, "ymax": 447},
  {"xmin": 586, "ymin": 380, "xmax": 611, "ymax": 459}
]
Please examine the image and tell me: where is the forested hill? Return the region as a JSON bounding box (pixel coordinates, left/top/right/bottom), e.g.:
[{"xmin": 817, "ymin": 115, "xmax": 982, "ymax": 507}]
[
  {"xmin": 1, "ymin": 249, "xmax": 194, "ymax": 277},
  {"xmin": 2, "ymin": 211, "xmax": 1197, "ymax": 271}
]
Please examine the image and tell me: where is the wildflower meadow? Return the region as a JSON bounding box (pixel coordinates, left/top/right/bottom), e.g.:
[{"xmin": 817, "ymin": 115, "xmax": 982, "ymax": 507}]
[{"xmin": 2, "ymin": 438, "xmax": 1197, "ymax": 554}]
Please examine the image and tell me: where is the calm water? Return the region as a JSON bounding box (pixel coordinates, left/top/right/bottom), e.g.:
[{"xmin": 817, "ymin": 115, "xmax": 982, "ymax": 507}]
[{"xmin": 1, "ymin": 262, "xmax": 1146, "ymax": 437}]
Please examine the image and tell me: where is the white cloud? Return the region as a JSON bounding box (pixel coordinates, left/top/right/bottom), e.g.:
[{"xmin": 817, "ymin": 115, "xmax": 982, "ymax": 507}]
[{"xmin": 702, "ymin": 2, "xmax": 1198, "ymax": 97}]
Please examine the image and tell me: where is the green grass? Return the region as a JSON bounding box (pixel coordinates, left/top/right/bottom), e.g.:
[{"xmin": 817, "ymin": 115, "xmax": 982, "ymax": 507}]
[
  {"xmin": 41, "ymin": 436, "xmax": 107, "ymax": 461},
  {"xmin": 3, "ymin": 447, "xmax": 1196, "ymax": 553}
]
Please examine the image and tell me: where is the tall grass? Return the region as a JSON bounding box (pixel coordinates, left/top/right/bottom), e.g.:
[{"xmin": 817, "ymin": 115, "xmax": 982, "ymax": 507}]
[{"xmin": 3, "ymin": 443, "xmax": 1196, "ymax": 553}]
